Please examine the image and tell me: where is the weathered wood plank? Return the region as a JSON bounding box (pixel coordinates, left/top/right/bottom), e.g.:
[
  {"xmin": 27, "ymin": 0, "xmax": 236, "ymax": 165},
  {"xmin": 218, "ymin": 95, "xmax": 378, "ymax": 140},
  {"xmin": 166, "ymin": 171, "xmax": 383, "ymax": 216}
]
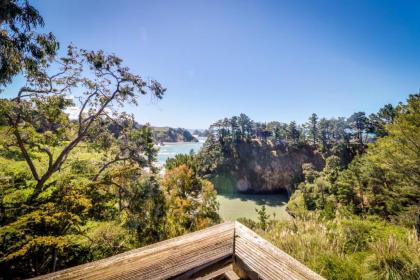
[
  {"xmin": 234, "ymin": 222, "xmax": 324, "ymax": 280},
  {"xmin": 32, "ymin": 222, "xmax": 235, "ymax": 280},
  {"xmin": 31, "ymin": 221, "xmax": 323, "ymax": 280},
  {"xmin": 170, "ymin": 255, "xmax": 232, "ymax": 280},
  {"xmin": 195, "ymin": 264, "xmax": 237, "ymax": 280},
  {"xmin": 224, "ymin": 269, "xmax": 241, "ymax": 280}
]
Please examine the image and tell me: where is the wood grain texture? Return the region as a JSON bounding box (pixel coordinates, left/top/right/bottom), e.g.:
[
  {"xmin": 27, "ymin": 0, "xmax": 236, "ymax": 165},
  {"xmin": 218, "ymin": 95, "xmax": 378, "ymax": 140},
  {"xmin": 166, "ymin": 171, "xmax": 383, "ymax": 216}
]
[
  {"xmin": 31, "ymin": 221, "xmax": 324, "ymax": 280},
  {"xmin": 32, "ymin": 222, "xmax": 235, "ymax": 280},
  {"xmin": 234, "ymin": 222, "xmax": 324, "ymax": 280},
  {"xmin": 195, "ymin": 264, "xmax": 239, "ymax": 280}
]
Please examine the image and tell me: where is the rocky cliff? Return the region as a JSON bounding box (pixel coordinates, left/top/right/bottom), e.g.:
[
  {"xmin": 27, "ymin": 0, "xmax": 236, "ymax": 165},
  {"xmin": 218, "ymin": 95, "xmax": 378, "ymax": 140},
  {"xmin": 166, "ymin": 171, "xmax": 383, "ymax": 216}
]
[{"xmin": 206, "ymin": 141, "xmax": 324, "ymax": 194}]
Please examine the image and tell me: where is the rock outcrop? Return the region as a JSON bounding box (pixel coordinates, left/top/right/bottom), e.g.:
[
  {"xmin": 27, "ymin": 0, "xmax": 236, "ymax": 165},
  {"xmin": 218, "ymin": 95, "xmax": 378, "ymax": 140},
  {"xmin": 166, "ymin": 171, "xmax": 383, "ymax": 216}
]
[{"xmin": 212, "ymin": 141, "xmax": 324, "ymax": 194}]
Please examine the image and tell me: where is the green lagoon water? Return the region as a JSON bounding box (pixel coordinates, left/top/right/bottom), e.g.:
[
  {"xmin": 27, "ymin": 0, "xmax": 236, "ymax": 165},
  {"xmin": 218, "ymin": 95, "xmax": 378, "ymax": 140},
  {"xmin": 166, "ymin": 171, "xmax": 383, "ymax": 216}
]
[
  {"xmin": 157, "ymin": 139, "xmax": 290, "ymax": 221},
  {"xmin": 217, "ymin": 193, "xmax": 289, "ymax": 221}
]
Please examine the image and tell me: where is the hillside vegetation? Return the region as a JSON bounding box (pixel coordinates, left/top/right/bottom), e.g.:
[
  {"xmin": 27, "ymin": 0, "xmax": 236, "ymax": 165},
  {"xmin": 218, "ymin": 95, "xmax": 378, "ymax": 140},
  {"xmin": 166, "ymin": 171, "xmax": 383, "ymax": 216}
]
[
  {"xmin": 197, "ymin": 107, "xmax": 377, "ymax": 194},
  {"xmin": 233, "ymin": 94, "xmax": 420, "ymax": 279},
  {"xmin": 168, "ymin": 94, "xmax": 419, "ymax": 279}
]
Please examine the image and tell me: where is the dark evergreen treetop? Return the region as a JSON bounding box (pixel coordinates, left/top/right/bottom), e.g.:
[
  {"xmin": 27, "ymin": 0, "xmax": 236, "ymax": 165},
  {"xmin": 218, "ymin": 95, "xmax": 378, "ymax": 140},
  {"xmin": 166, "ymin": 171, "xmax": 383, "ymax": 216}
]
[{"xmin": 0, "ymin": 0, "xmax": 58, "ymax": 87}]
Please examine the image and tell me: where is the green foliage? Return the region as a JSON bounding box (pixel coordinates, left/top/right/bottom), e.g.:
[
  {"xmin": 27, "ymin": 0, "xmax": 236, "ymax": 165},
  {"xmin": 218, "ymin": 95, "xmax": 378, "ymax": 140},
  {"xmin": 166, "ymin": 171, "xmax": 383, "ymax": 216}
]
[
  {"xmin": 165, "ymin": 152, "xmax": 197, "ymax": 173},
  {"xmin": 84, "ymin": 222, "xmax": 136, "ymax": 260},
  {"xmin": 255, "ymin": 205, "xmax": 270, "ymax": 230},
  {"xmin": 368, "ymin": 104, "xmax": 396, "ymax": 137},
  {"xmin": 294, "ymin": 94, "xmax": 420, "ymax": 221},
  {"xmin": 0, "ymin": 0, "xmax": 59, "ymax": 87},
  {"xmin": 302, "ymin": 163, "xmax": 318, "ymax": 184},
  {"xmin": 307, "ymin": 113, "xmax": 319, "ymax": 145},
  {"xmin": 0, "ymin": 5, "xmax": 173, "ymax": 277},
  {"xmin": 199, "ymin": 104, "xmax": 387, "ymax": 196},
  {"xmin": 0, "ymin": 151, "xmax": 111, "ymax": 278},
  {"xmin": 279, "ymin": 94, "xmax": 420, "ymax": 279},
  {"xmin": 286, "ymin": 121, "xmax": 301, "ymax": 145},
  {"xmin": 124, "ymin": 176, "xmax": 166, "ymax": 245},
  {"xmin": 196, "ymin": 134, "xmax": 225, "ymax": 174},
  {"xmin": 286, "ymin": 189, "xmax": 309, "ymax": 217},
  {"xmin": 366, "ymin": 234, "xmax": 420, "ymax": 280},
  {"xmin": 1, "ymin": 3, "xmax": 418, "ymax": 280},
  {"xmin": 347, "ymin": 112, "xmax": 368, "ymax": 145},
  {"xmin": 253, "ymin": 214, "xmax": 420, "ymax": 280},
  {"xmin": 161, "ymin": 163, "xmax": 221, "ymax": 238},
  {"xmin": 0, "ymin": 112, "xmax": 219, "ymax": 278}
]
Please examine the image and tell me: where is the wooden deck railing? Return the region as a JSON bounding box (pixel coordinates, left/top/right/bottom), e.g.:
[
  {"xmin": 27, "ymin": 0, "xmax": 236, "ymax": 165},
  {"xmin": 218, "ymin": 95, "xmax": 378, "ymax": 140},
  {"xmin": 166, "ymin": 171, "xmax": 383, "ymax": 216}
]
[
  {"xmin": 233, "ymin": 222, "xmax": 323, "ymax": 280},
  {"xmin": 32, "ymin": 221, "xmax": 324, "ymax": 280}
]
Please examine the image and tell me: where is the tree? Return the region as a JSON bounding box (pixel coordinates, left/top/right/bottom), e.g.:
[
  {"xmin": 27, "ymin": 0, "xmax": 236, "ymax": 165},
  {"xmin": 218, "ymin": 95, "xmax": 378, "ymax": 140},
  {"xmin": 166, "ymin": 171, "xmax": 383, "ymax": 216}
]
[
  {"xmin": 165, "ymin": 152, "xmax": 197, "ymax": 173},
  {"xmin": 368, "ymin": 104, "xmax": 396, "ymax": 137},
  {"xmin": 307, "ymin": 113, "xmax": 318, "ymax": 145},
  {"xmin": 0, "ymin": 0, "xmax": 58, "ymax": 87},
  {"xmin": 254, "ymin": 121, "xmax": 263, "ymax": 140},
  {"xmin": 0, "ymin": 45, "xmax": 165, "ymax": 203},
  {"xmin": 286, "ymin": 121, "xmax": 300, "ymax": 145},
  {"xmin": 238, "ymin": 113, "xmax": 252, "ymax": 139},
  {"xmin": 366, "ymin": 94, "xmax": 419, "ymax": 197},
  {"xmin": 196, "ymin": 134, "xmax": 224, "ymax": 174},
  {"xmin": 322, "ymin": 155, "xmax": 341, "ymax": 184},
  {"xmin": 347, "ymin": 112, "xmax": 368, "ymax": 145},
  {"xmin": 318, "ymin": 118, "xmax": 332, "ymax": 150},
  {"xmin": 161, "ymin": 164, "xmax": 220, "ymax": 238},
  {"xmin": 0, "ymin": 45, "xmax": 165, "ymax": 277},
  {"xmin": 378, "ymin": 104, "xmax": 396, "ymax": 124},
  {"xmin": 268, "ymin": 122, "xmax": 287, "ymax": 144},
  {"xmin": 295, "ymin": 95, "xmax": 420, "ymax": 220},
  {"xmin": 124, "ymin": 176, "xmax": 166, "ymax": 245},
  {"xmin": 260, "ymin": 123, "xmax": 272, "ymax": 141},
  {"xmin": 331, "ymin": 117, "xmax": 349, "ymax": 143},
  {"xmin": 302, "ymin": 163, "xmax": 318, "ymax": 184},
  {"xmin": 256, "ymin": 205, "xmax": 270, "ymax": 231},
  {"xmin": 229, "ymin": 116, "xmax": 239, "ymax": 140}
]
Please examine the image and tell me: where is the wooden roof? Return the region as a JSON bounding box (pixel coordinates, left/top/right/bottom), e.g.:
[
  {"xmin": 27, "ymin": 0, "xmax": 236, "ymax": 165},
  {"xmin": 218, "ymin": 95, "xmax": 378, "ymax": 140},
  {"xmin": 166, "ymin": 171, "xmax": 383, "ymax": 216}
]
[{"xmin": 32, "ymin": 221, "xmax": 324, "ymax": 280}]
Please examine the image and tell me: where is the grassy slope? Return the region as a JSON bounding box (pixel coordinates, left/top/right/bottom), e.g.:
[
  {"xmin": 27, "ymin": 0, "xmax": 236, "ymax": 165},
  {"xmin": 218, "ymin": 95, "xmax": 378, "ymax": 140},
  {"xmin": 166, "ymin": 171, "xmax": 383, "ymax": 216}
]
[{"xmin": 248, "ymin": 215, "xmax": 420, "ymax": 280}]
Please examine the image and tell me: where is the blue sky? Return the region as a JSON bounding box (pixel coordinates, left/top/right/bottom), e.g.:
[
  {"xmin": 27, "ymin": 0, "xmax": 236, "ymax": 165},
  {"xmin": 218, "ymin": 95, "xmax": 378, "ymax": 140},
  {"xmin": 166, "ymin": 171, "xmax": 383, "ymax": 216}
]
[{"xmin": 11, "ymin": 0, "xmax": 420, "ymax": 128}]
